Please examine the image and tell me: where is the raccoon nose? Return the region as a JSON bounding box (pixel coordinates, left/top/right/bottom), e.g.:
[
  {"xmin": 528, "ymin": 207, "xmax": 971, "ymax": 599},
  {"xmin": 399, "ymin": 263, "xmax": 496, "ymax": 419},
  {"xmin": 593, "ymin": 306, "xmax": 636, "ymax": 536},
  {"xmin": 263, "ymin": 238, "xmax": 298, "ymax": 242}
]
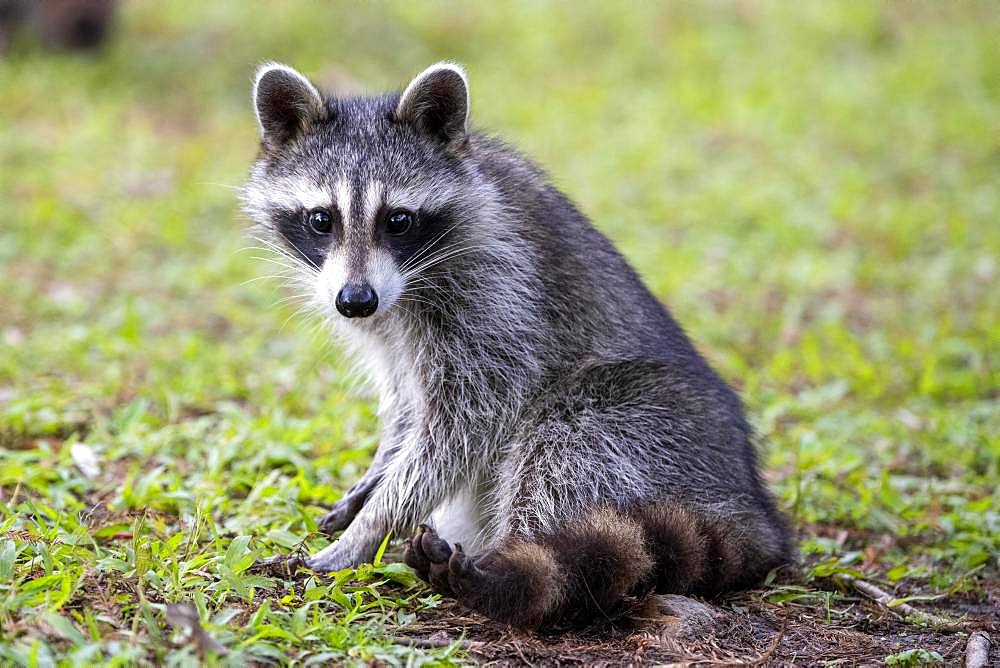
[{"xmin": 336, "ymin": 284, "xmax": 379, "ymax": 318}]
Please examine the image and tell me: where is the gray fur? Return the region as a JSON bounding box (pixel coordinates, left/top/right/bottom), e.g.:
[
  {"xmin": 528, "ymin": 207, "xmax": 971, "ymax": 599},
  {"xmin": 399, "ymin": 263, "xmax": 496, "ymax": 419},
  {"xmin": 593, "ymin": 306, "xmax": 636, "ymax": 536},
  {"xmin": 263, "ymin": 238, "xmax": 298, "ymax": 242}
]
[{"xmin": 242, "ymin": 62, "xmax": 791, "ymax": 581}]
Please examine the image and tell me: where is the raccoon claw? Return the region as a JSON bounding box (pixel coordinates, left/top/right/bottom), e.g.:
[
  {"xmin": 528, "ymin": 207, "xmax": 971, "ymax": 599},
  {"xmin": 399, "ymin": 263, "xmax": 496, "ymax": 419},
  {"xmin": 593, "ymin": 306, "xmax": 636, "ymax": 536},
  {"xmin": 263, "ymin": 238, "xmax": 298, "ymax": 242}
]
[
  {"xmin": 403, "ymin": 527, "xmax": 488, "ymax": 598},
  {"xmin": 449, "ymin": 543, "xmax": 470, "ymax": 576},
  {"xmin": 317, "ymin": 477, "xmax": 380, "ymax": 536},
  {"xmin": 404, "ymin": 525, "xmax": 464, "ymax": 594},
  {"xmin": 317, "ymin": 503, "xmax": 352, "ymax": 535},
  {"xmin": 251, "ymin": 553, "xmax": 308, "ymax": 578},
  {"xmin": 447, "ymin": 543, "xmax": 482, "ymax": 595},
  {"xmin": 420, "ymin": 526, "xmax": 454, "ymax": 562},
  {"xmin": 317, "ymin": 493, "xmax": 367, "ymax": 535},
  {"xmin": 403, "ymin": 525, "xmax": 432, "ymax": 579}
]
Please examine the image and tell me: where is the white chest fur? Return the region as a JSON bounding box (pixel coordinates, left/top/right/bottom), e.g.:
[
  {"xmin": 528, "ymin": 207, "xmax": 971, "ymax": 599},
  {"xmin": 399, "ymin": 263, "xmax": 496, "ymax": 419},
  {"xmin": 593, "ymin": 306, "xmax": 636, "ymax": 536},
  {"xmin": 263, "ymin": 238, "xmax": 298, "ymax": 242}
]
[{"xmin": 428, "ymin": 486, "xmax": 485, "ymax": 553}]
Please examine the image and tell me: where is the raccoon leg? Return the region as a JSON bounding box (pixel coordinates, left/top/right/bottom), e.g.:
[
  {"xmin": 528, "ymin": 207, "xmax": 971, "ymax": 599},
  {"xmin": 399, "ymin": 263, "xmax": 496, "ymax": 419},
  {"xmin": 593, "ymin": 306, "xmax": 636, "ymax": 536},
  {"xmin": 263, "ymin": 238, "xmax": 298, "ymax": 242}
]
[
  {"xmin": 304, "ymin": 429, "xmax": 463, "ymax": 572},
  {"xmin": 317, "ymin": 435, "xmax": 403, "ymax": 534},
  {"xmin": 403, "ymin": 509, "xmax": 655, "ymax": 628}
]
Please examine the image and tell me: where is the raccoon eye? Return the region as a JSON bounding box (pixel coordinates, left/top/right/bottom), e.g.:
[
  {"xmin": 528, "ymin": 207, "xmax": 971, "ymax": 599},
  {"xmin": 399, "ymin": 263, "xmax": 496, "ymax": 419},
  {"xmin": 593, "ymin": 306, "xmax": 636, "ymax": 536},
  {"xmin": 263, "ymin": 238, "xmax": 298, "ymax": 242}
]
[
  {"xmin": 385, "ymin": 209, "xmax": 415, "ymax": 236},
  {"xmin": 307, "ymin": 208, "xmax": 334, "ymax": 234}
]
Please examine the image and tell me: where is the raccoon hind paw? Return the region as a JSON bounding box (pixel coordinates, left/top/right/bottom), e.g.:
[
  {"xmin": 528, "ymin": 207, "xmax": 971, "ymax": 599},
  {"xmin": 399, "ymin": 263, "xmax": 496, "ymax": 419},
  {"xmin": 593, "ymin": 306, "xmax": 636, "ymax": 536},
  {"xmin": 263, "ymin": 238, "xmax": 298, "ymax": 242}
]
[{"xmin": 403, "ymin": 525, "xmax": 460, "ymax": 594}]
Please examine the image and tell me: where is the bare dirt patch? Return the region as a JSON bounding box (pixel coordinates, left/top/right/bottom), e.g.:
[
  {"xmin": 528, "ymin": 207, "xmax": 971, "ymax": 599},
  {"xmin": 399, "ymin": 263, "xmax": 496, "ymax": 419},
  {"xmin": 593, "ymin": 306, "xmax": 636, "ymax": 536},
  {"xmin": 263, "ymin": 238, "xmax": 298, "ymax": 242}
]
[{"xmin": 388, "ymin": 578, "xmax": 996, "ymax": 666}]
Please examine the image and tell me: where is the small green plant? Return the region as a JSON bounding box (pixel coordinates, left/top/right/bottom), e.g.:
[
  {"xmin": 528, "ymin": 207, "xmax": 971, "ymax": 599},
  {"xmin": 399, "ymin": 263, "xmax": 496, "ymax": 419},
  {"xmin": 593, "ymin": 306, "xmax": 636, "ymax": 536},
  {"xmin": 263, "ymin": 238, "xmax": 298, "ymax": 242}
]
[{"xmin": 885, "ymin": 648, "xmax": 945, "ymax": 666}]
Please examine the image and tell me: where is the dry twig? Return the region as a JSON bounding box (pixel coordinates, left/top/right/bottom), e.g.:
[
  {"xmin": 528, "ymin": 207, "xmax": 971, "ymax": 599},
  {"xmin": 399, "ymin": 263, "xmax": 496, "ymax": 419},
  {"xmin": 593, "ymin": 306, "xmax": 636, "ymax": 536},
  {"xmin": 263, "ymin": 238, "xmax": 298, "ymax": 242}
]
[
  {"xmin": 833, "ymin": 574, "xmax": 964, "ymax": 632},
  {"xmin": 389, "ymin": 632, "xmax": 484, "ymax": 652},
  {"xmin": 748, "ymin": 615, "xmax": 787, "ymax": 666}
]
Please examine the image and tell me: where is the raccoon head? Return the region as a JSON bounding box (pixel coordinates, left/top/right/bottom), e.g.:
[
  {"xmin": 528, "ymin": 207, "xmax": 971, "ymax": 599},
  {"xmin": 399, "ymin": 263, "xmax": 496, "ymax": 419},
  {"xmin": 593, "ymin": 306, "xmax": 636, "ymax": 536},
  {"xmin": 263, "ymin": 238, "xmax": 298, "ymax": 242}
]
[{"xmin": 242, "ymin": 61, "xmax": 491, "ymax": 326}]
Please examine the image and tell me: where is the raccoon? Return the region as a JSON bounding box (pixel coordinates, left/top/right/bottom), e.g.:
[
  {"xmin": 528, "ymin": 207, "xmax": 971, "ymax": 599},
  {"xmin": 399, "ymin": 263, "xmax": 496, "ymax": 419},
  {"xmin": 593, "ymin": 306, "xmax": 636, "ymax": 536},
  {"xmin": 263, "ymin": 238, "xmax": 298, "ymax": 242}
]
[{"xmin": 242, "ymin": 61, "xmax": 792, "ymax": 628}]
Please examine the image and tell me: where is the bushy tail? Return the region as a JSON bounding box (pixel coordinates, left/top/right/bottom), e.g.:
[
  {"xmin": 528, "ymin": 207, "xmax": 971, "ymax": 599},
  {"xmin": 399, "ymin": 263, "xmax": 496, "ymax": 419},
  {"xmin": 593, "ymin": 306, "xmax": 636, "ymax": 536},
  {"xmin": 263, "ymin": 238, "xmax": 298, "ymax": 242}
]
[{"xmin": 404, "ymin": 503, "xmax": 791, "ymax": 629}]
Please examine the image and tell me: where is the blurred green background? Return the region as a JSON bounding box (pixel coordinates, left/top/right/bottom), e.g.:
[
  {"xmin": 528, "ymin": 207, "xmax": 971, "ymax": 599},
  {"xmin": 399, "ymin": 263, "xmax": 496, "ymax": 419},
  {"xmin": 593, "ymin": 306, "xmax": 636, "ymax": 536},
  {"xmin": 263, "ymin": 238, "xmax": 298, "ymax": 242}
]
[{"xmin": 0, "ymin": 2, "xmax": 997, "ymax": 664}]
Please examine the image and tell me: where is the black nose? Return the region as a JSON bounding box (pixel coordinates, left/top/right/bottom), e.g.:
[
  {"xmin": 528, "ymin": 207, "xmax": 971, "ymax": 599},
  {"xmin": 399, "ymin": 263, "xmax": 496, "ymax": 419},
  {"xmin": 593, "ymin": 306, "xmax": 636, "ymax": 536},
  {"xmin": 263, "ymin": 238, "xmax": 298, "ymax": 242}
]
[{"xmin": 335, "ymin": 284, "xmax": 379, "ymax": 318}]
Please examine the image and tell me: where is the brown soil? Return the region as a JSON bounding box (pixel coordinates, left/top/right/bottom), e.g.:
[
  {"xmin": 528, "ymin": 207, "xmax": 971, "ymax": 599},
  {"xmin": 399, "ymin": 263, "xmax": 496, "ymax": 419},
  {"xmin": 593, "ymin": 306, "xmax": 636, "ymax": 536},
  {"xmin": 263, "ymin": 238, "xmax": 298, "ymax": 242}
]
[{"xmin": 389, "ymin": 576, "xmax": 998, "ymax": 666}]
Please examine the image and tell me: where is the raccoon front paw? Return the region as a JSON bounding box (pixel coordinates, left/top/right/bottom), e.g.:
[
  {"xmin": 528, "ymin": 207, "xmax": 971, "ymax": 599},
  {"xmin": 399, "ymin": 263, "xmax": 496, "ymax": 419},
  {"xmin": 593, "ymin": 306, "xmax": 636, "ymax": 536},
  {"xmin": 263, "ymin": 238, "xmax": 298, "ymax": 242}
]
[
  {"xmin": 297, "ymin": 534, "xmax": 380, "ymax": 573},
  {"xmin": 317, "ymin": 498, "xmax": 357, "ymax": 535},
  {"xmin": 317, "ymin": 478, "xmax": 378, "ymax": 535},
  {"xmin": 250, "ymin": 553, "xmax": 308, "ymax": 578}
]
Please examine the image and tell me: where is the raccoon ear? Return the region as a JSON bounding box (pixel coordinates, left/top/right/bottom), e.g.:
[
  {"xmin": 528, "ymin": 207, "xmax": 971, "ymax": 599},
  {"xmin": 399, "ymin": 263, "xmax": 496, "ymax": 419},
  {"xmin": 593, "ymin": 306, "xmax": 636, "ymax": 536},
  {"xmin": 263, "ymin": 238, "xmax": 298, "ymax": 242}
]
[
  {"xmin": 253, "ymin": 62, "xmax": 325, "ymax": 149},
  {"xmin": 395, "ymin": 62, "xmax": 469, "ymax": 146}
]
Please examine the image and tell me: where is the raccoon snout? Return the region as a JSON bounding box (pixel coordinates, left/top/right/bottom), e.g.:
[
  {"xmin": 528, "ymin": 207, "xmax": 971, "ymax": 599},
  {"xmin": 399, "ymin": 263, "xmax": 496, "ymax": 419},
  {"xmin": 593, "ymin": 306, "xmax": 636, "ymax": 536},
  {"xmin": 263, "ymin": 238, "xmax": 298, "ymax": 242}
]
[{"xmin": 335, "ymin": 284, "xmax": 379, "ymax": 318}]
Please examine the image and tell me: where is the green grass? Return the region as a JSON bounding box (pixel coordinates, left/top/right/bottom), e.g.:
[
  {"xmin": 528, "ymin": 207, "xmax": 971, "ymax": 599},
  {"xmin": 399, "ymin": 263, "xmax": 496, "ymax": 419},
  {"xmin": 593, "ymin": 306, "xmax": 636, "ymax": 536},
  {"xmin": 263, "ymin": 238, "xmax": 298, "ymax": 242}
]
[{"xmin": 1, "ymin": 2, "xmax": 997, "ymax": 665}]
